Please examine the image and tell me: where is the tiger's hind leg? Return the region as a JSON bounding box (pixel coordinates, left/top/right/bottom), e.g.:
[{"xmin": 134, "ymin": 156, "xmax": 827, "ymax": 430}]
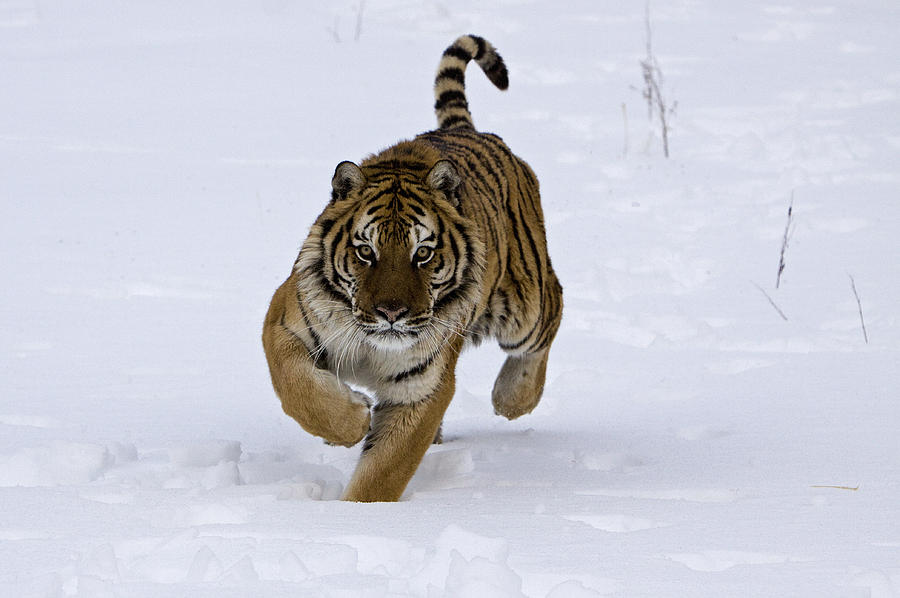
[
  {"xmin": 491, "ymin": 274, "xmax": 562, "ymax": 420},
  {"xmin": 433, "ymin": 422, "xmax": 444, "ymax": 444}
]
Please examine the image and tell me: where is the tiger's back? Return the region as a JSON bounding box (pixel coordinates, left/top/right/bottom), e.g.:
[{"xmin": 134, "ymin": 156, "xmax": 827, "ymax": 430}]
[
  {"xmin": 413, "ymin": 127, "xmax": 562, "ymax": 355},
  {"xmin": 262, "ymin": 35, "xmax": 562, "ymax": 502}
]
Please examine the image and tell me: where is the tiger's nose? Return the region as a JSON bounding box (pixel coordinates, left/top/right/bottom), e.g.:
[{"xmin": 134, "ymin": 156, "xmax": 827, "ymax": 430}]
[{"xmin": 375, "ymin": 302, "xmax": 409, "ymax": 323}]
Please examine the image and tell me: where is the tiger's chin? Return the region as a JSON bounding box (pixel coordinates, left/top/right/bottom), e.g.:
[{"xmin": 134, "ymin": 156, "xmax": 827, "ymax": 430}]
[{"xmin": 365, "ymin": 329, "xmax": 419, "ymax": 352}]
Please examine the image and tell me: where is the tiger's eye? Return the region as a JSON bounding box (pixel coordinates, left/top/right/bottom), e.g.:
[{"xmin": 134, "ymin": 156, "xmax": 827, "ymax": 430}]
[
  {"xmin": 415, "ymin": 246, "xmax": 434, "ymax": 264},
  {"xmin": 356, "ymin": 245, "xmax": 375, "ymax": 262}
]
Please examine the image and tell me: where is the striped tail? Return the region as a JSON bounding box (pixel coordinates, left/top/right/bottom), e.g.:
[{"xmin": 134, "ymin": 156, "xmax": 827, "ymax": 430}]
[{"xmin": 434, "ymin": 35, "xmax": 509, "ymax": 130}]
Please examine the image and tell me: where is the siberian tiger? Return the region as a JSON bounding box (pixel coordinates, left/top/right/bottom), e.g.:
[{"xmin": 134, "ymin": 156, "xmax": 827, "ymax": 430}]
[{"xmin": 262, "ymin": 35, "xmax": 562, "ymax": 502}]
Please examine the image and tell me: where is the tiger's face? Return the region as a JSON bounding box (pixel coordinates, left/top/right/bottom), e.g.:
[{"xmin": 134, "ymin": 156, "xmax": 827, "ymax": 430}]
[
  {"xmin": 347, "ymin": 207, "xmax": 442, "ymax": 351},
  {"xmin": 308, "ymin": 159, "xmax": 483, "ymax": 352}
]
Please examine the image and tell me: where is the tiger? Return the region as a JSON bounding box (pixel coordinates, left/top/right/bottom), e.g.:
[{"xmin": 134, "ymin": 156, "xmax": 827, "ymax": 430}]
[{"xmin": 262, "ymin": 34, "xmax": 563, "ymax": 502}]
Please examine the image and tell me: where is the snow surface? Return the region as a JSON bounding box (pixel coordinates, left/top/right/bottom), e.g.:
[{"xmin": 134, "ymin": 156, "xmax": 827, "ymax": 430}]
[{"xmin": 2, "ymin": 1, "xmax": 899, "ymax": 596}]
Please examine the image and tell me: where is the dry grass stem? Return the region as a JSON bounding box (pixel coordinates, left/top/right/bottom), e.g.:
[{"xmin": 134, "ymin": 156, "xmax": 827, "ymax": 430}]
[
  {"xmin": 811, "ymin": 485, "xmax": 860, "ymax": 491},
  {"xmin": 354, "ymin": 0, "xmax": 365, "ymax": 42},
  {"xmin": 327, "ymin": 16, "xmax": 341, "ymax": 43},
  {"xmin": 640, "ymin": 1, "xmax": 674, "ymax": 158},
  {"xmin": 752, "ymin": 281, "xmax": 788, "ymax": 321},
  {"xmin": 776, "ymin": 193, "xmax": 794, "ymax": 289},
  {"xmin": 849, "ymin": 274, "xmax": 869, "ymax": 344}
]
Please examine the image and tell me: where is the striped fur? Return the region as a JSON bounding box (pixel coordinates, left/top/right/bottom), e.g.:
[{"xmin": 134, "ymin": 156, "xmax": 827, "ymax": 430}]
[
  {"xmin": 262, "ymin": 35, "xmax": 563, "ymax": 502},
  {"xmin": 434, "ymin": 35, "xmax": 508, "ymax": 130}
]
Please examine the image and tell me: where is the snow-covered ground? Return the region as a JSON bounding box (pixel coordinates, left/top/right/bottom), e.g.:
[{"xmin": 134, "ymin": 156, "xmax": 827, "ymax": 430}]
[{"xmin": 2, "ymin": 1, "xmax": 899, "ymax": 596}]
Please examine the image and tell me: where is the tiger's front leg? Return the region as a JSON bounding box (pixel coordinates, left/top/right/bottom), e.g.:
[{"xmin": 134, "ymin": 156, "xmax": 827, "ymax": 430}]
[
  {"xmin": 262, "ymin": 278, "xmax": 371, "ymax": 447},
  {"xmin": 342, "ymin": 338, "xmax": 461, "ymax": 502}
]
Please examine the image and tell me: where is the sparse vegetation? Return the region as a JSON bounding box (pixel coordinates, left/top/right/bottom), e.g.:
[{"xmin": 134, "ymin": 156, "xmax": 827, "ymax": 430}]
[
  {"xmin": 849, "ymin": 274, "xmax": 869, "ymax": 344},
  {"xmin": 640, "ymin": 1, "xmax": 676, "ymax": 158},
  {"xmin": 752, "ymin": 281, "xmax": 789, "ymax": 321},
  {"xmin": 326, "ymin": 1, "xmax": 366, "ymax": 43},
  {"xmin": 776, "ymin": 193, "xmax": 794, "ymax": 289}
]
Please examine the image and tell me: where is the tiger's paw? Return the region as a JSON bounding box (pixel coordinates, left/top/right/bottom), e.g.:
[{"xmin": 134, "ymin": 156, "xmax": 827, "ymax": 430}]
[
  {"xmin": 491, "ymin": 351, "xmax": 548, "ymax": 420},
  {"xmin": 492, "ymin": 387, "xmax": 540, "ymax": 420},
  {"xmin": 322, "ymin": 392, "xmax": 372, "ymax": 447}
]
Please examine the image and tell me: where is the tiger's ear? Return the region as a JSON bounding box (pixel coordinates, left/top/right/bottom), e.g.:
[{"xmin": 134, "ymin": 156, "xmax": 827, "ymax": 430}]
[
  {"xmin": 426, "ymin": 160, "xmax": 461, "ymax": 206},
  {"xmin": 331, "ymin": 161, "xmax": 366, "ymax": 202}
]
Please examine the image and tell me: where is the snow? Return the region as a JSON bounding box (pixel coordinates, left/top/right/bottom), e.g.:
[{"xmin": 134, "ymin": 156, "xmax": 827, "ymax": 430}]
[{"xmin": 1, "ymin": 0, "xmax": 899, "ymax": 596}]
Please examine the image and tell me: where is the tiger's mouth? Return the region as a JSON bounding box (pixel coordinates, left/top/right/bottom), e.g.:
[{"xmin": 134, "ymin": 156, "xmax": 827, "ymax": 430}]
[
  {"xmin": 353, "ymin": 316, "xmax": 430, "ymax": 351},
  {"xmin": 365, "ymin": 327, "xmax": 419, "ymax": 351}
]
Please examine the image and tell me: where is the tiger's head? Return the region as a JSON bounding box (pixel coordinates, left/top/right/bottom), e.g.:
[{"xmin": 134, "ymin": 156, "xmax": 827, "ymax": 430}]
[{"xmin": 298, "ymin": 152, "xmax": 485, "ymax": 353}]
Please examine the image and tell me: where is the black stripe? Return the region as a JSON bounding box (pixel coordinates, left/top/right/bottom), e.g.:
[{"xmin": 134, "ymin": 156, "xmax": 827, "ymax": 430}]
[
  {"xmin": 431, "ymin": 137, "xmax": 499, "ymax": 199},
  {"xmin": 485, "ymin": 225, "xmax": 504, "ymax": 301},
  {"xmin": 436, "ymin": 67, "xmax": 465, "ymax": 85},
  {"xmin": 395, "ymin": 186, "xmax": 426, "ymax": 201},
  {"xmin": 361, "ymin": 401, "xmax": 400, "ymax": 454},
  {"xmin": 497, "ymin": 289, "xmax": 509, "ymax": 321},
  {"xmin": 452, "ymin": 220, "xmax": 478, "ymax": 280},
  {"xmin": 366, "ymin": 159, "xmax": 432, "ymax": 172},
  {"xmin": 477, "ymin": 134, "xmax": 539, "ymax": 219},
  {"xmin": 296, "ymin": 299, "xmax": 329, "ymax": 367},
  {"xmin": 505, "ymin": 202, "xmax": 532, "ymax": 282},
  {"xmin": 505, "ymin": 190, "xmax": 546, "ymax": 350},
  {"xmin": 499, "ymin": 336, "xmax": 528, "ymax": 351},
  {"xmin": 439, "ymin": 114, "xmax": 472, "ymax": 129},
  {"xmin": 316, "ymin": 230, "xmax": 350, "ymax": 304},
  {"xmin": 462, "ymin": 137, "xmax": 525, "ymax": 301},
  {"xmin": 538, "ymin": 280, "xmax": 563, "ymax": 349},
  {"xmin": 433, "ymin": 277, "xmax": 478, "ymax": 315},
  {"xmin": 485, "ymin": 61, "xmax": 509, "ymax": 90},
  {"xmin": 431, "ymin": 255, "xmax": 445, "ymax": 273},
  {"xmin": 513, "ymin": 157, "xmax": 542, "ymax": 217},
  {"xmin": 318, "ymin": 218, "xmax": 336, "ymax": 237},
  {"xmin": 442, "ymin": 45, "xmax": 471, "ymax": 62},
  {"xmin": 425, "ymin": 133, "xmax": 510, "ymax": 306},
  {"xmin": 393, "ymin": 352, "xmax": 437, "ymax": 383},
  {"xmin": 531, "ymin": 290, "xmax": 561, "ymax": 352},
  {"xmin": 363, "ymin": 186, "xmax": 396, "ymax": 206},
  {"xmin": 362, "ymin": 214, "xmax": 386, "ymax": 230},
  {"xmin": 366, "ymin": 174, "xmax": 401, "ymax": 185},
  {"xmin": 421, "ymin": 137, "xmax": 503, "ymax": 300},
  {"xmin": 434, "ymin": 89, "xmax": 468, "ymax": 111},
  {"xmin": 527, "ymin": 292, "xmax": 554, "ymax": 353},
  {"xmin": 426, "ymin": 140, "xmax": 489, "ymax": 194},
  {"xmin": 457, "ymin": 131, "xmax": 508, "ymax": 200},
  {"xmin": 304, "ymin": 271, "xmax": 348, "ymax": 307},
  {"xmin": 507, "ymin": 153, "xmax": 547, "ymax": 281},
  {"xmin": 471, "ymin": 36, "xmax": 486, "ymax": 60},
  {"xmin": 328, "ymin": 226, "xmax": 353, "ymax": 288}
]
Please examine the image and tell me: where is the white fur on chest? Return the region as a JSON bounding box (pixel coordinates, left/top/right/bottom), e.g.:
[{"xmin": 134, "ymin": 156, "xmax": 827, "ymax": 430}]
[{"xmin": 321, "ymin": 330, "xmax": 447, "ymax": 405}]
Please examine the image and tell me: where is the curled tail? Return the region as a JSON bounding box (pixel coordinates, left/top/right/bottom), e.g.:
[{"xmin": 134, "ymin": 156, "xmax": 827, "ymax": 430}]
[{"xmin": 434, "ymin": 35, "xmax": 509, "ymax": 131}]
